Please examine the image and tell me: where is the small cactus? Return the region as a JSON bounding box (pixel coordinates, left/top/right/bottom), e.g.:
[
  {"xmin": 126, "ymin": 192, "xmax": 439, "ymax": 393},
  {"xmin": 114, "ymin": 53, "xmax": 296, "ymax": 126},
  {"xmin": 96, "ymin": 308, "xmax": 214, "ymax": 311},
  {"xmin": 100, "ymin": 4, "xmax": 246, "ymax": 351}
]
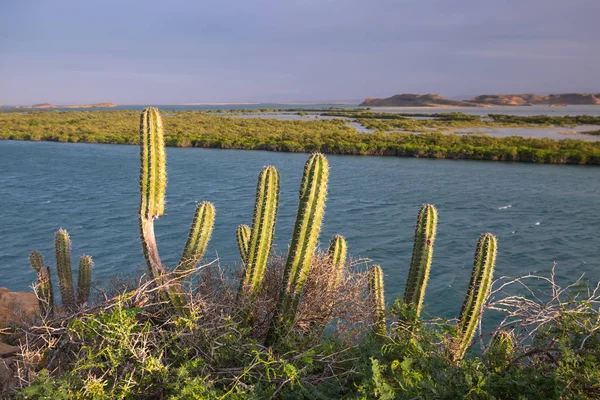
[
  {"xmin": 369, "ymin": 265, "xmax": 386, "ymax": 334},
  {"xmin": 484, "ymin": 330, "xmax": 514, "ymax": 371},
  {"xmin": 454, "ymin": 233, "xmax": 498, "ymax": 360},
  {"xmin": 266, "ymin": 153, "xmax": 329, "ymax": 345},
  {"xmin": 29, "ymin": 230, "xmax": 93, "ymax": 314},
  {"xmin": 55, "ymin": 229, "xmax": 75, "ymax": 309},
  {"xmin": 236, "ymin": 224, "xmax": 251, "ymax": 263},
  {"xmin": 240, "ymin": 166, "xmax": 280, "ymax": 300},
  {"xmin": 29, "ymin": 251, "xmax": 54, "ymax": 316},
  {"xmin": 178, "ymin": 202, "xmax": 216, "ymax": 274},
  {"xmin": 326, "ymin": 234, "xmax": 347, "ymax": 295},
  {"xmin": 77, "ymin": 255, "xmax": 93, "ymax": 306},
  {"xmin": 403, "ymin": 204, "xmax": 437, "ymax": 317}
]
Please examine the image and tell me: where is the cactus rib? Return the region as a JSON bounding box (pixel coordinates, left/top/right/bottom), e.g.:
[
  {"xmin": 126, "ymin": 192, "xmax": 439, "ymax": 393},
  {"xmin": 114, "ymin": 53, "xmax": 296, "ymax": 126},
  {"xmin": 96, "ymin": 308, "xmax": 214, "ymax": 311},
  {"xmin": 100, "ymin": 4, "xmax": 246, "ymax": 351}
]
[
  {"xmin": 455, "ymin": 233, "xmax": 497, "ymax": 360},
  {"xmin": 403, "ymin": 204, "xmax": 437, "ymax": 316},
  {"xmin": 178, "ymin": 201, "xmax": 216, "ymax": 273}
]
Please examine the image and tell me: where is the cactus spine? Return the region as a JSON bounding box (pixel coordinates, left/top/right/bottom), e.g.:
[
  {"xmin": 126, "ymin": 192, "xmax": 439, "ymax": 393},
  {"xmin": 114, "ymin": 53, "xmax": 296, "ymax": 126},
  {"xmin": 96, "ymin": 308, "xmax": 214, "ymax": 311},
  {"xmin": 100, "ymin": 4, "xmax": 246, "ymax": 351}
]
[
  {"xmin": 30, "ymin": 230, "xmax": 93, "ymax": 314},
  {"xmin": 240, "ymin": 166, "xmax": 280, "ymax": 299},
  {"xmin": 178, "ymin": 202, "xmax": 216, "ymax": 273},
  {"xmin": 77, "ymin": 255, "xmax": 93, "ymax": 306},
  {"xmin": 55, "ymin": 229, "xmax": 75, "ymax": 309},
  {"xmin": 454, "ymin": 233, "xmax": 497, "ymax": 360},
  {"xmin": 236, "ymin": 224, "xmax": 251, "ymax": 263},
  {"xmin": 403, "ymin": 204, "xmax": 437, "ymax": 317},
  {"xmin": 30, "ymin": 251, "xmax": 54, "ymax": 316},
  {"xmin": 369, "ymin": 265, "xmax": 386, "ymax": 334},
  {"xmin": 327, "ymin": 234, "xmax": 347, "ymax": 294},
  {"xmin": 266, "ymin": 153, "xmax": 328, "ymax": 345},
  {"xmin": 138, "ymin": 107, "xmax": 215, "ymax": 313}
]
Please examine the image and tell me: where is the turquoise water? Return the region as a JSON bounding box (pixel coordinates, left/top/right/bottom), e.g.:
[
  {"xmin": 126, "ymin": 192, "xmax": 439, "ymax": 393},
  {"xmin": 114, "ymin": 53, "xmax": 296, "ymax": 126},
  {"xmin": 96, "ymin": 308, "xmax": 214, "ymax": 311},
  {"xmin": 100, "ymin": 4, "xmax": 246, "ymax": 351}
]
[{"xmin": 0, "ymin": 140, "xmax": 599, "ymax": 319}]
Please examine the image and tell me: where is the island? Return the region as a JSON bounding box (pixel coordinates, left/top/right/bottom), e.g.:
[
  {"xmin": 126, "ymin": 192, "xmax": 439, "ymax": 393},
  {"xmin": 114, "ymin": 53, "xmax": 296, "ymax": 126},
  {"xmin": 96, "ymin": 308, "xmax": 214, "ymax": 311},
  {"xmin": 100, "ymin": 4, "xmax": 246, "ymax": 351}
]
[
  {"xmin": 10, "ymin": 102, "xmax": 117, "ymax": 109},
  {"xmin": 361, "ymin": 93, "xmax": 600, "ymax": 107}
]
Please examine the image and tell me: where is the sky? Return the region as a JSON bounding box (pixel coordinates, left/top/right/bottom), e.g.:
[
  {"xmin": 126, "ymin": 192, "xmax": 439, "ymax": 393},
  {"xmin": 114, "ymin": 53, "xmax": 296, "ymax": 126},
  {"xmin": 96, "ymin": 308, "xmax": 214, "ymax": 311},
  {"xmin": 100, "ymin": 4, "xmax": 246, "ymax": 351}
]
[{"xmin": 1, "ymin": 0, "xmax": 599, "ymax": 104}]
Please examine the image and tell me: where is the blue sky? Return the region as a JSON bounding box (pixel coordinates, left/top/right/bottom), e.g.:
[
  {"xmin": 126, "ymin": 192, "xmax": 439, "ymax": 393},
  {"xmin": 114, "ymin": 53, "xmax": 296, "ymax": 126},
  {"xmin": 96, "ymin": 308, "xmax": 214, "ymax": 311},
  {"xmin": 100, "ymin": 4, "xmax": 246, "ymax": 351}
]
[{"xmin": 1, "ymin": 0, "xmax": 599, "ymax": 104}]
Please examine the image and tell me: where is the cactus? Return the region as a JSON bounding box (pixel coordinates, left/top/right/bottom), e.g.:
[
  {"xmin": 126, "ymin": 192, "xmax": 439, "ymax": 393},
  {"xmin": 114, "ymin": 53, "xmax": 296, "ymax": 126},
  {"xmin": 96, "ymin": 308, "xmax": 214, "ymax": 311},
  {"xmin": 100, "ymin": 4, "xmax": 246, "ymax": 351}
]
[
  {"xmin": 454, "ymin": 233, "xmax": 497, "ymax": 360},
  {"xmin": 178, "ymin": 202, "xmax": 216, "ymax": 274},
  {"xmin": 29, "ymin": 230, "xmax": 93, "ymax": 314},
  {"xmin": 326, "ymin": 234, "xmax": 347, "ymax": 295},
  {"xmin": 77, "ymin": 255, "xmax": 93, "ymax": 306},
  {"xmin": 403, "ymin": 204, "xmax": 437, "ymax": 317},
  {"xmin": 369, "ymin": 265, "xmax": 386, "ymax": 334},
  {"xmin": 236, "ymin": 224, "xmax": 251, "ymax": 263},
  {"xmin": 266, "ymin": 153, "xmax": 328, "ymax": 345},
  {"xmin": 29, "ymin": 251, "xmax": 53, "ymax": 316},
  {"xmin": 138, "ymin": 107, "xmax": 215, "ymax": 313},
  {"xmin": 55, "ymin": 229, "xmax": 75, "ymax": 309},
  {"xmin": 484, "ymin": 330, "xmax": 514, "ymax": 371},
  {"xmin": 239, "ymin": 166, "xmax": 280, "ymax": 300}
]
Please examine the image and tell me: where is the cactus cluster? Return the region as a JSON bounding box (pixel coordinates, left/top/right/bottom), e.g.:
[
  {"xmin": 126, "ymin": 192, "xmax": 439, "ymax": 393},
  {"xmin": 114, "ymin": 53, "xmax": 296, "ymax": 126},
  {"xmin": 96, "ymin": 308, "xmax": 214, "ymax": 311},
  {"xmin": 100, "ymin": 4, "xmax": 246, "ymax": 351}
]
[
  {"xmin": 138, "ymin": 107, "xmax": 215, "ymax": 313},
  {"xmin": 29, "ymin": 229, "xmax": 93, "ymax": 316},
  {"xmin": 326, "ymin": 234, "xmax": 347, "ymax": 296}
]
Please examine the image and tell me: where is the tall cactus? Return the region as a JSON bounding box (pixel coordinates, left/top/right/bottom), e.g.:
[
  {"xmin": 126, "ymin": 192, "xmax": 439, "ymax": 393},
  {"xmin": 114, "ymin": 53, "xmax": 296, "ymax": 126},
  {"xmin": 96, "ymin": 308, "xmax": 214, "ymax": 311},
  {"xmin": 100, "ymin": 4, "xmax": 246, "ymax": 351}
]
[
  {"xmin": 403, "ymin": 204, "xmax": 437, "ymax": 317},
  {"xmin": 239, "ymin": 166, "xmax": 280, "ymax": 300},
  {"xmin": 236, "ymin": 224, "xmax": 251, "ymax": 263},
  {"xmin": 454, "ymin": 233, "xmax": 497, "ymax": 360},
  {"xmin": 138, "ymin": 107, "xmax": 215, "ymax": 313},
  {"xmin": 29, "ymin": 251, "xmax": 54, "ymax": 316},
  {"xmin": 326, "ymin": 234, "xmax": 347, "ymax": 295},
  {"xmin": 178, "ymin": 202, "xmax": 216, "ymax": 274},
  {"xmin": 369, "ymin": 265, "xmax": 386, "ymax": 334},
  {"xmin": 266, "ymin": 153, "xmax": 328, "ymax": 345},
  {"xmin": 30, "ymin": 230, "xmax": 93, "ymax": 314},
  {"xmin": 55, "ymin": 229, "xmax": 75, "ymax": 309},
  {"xmin": 77, "ymin": 255, "xmax": 93, "ymax": 306}
]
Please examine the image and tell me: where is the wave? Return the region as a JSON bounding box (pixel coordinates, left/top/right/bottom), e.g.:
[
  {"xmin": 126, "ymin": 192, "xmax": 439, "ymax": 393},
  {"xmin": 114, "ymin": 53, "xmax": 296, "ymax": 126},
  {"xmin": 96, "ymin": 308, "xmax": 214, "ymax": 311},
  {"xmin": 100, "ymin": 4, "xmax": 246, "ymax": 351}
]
[{"xmin": 497, "ymin": 205, "xmax": 512, "ymax": 210}]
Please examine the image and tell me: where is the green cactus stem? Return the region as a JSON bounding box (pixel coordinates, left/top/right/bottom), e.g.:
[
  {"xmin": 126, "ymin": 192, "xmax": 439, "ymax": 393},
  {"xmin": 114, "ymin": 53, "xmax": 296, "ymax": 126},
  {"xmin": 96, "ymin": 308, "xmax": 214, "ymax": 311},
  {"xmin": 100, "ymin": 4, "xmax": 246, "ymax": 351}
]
[
  {"xmin": 55, "ymin": 229, "xmax": 75, "ymax": 309},
  {"xmin": 77, "ymin": 255, "xmax": 93, "ymax": 306},
  {"xmin": 236, "ymin": 224, "xmax": 251, "ymax": 263},
  {"xmin": 29, "ymin": 250, "xmax": 44, "ymax": 273},
  {"xmin": 240, "ymin": 166, "xmax": 280, "ymax": 299},
  {"xmin": 138, "ymin": 107, "xmax": 187, "ymax": 313},
  {"xmin": 403, "ymin": 204, "xmax": 438, "ymax": 317},
  {"xmin": 326, "ymin": 234, "xmax": 347, "ymax": 295},
  {"xmin": 266, "ymin": 153, "xmax": 328, "ymax": 345},
  {"xmin": 29, "ymin": 251, "xmax": 54, "ymax": 316},
  {"xmin": 178, "ymin": 202, "xmax": 216, "ymax": 274},
  {"xmin": 455, "ymin": 233, "xmax": 498, "ymax": 360},
  {"xmin": 369, "ymin": 265, "xmax": 386, "ymax": 334}
]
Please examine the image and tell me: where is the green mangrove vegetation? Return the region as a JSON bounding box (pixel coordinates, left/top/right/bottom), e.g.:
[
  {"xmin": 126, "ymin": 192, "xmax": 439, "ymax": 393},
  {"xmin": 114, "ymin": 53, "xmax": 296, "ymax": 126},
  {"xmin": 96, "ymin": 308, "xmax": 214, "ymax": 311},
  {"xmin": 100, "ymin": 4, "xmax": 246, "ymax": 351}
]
[
  {"xmin": 1, "ymin": 109, "xmax": 600, "ymax": 164},
  {"xmin": 4, "ymin": 108, "xmax": 600, "ymax": 399}
]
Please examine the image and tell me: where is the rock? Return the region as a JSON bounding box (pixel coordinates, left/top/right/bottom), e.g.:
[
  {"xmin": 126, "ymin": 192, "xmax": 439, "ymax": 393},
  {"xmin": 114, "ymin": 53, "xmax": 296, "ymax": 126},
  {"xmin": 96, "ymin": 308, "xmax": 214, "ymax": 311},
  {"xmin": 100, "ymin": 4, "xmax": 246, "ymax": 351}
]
[{"xmin": 0, "ymin": 288, "xmax": 38, "ymax": 328}]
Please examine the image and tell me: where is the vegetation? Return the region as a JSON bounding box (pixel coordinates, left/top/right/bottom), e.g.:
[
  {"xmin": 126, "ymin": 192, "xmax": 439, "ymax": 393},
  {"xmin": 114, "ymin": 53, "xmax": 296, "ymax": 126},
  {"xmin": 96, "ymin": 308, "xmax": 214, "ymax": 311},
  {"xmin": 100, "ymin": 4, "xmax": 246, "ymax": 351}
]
[
  {"xmin": 4, "ymin": 108, "xmax": 600, "ymax": 398},
  {"xmin": 2, "ymin": 110, "xmax": 600, "ymax": 164}
]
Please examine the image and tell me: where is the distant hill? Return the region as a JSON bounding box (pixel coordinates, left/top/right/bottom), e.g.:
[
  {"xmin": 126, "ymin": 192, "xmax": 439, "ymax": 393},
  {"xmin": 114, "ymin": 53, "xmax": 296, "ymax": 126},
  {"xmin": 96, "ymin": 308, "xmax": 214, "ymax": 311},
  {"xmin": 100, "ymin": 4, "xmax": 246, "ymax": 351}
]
[
  {"xmin": 12, "ymin": 102, "xmax": 117, "ymax": 109},
  {"xmin": 470, "ymin": 93, "xmax": 600, "ymax": 106},
  {"xmin": 361, "ymin": 93, "xmax": 600, "ymax": 107},
  {"xmin": 360, "ymin": 94, "xmax": 477, "ymax": 107}
]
